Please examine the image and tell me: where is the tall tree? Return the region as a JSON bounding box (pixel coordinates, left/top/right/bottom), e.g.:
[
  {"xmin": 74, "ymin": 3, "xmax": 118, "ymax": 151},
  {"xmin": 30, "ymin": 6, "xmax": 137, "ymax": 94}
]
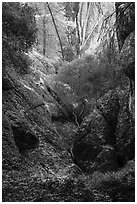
[{"xmin": 46, "ymin": 2, "xmax": 64, "ymax": 60}]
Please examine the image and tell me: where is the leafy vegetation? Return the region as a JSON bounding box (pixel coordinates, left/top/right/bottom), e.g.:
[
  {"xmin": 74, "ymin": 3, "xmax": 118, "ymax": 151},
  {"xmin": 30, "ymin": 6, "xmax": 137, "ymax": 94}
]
[{"xmin": 2, "ymin": 2, "xmax": 37, "ymax": 74}]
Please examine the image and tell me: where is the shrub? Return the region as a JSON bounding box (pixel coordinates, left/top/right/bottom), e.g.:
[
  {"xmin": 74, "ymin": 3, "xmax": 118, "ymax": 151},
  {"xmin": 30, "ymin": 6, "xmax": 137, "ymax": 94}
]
[{"xmin": 55, "ymin": 54, "xmax": 115, "ymax": 101}]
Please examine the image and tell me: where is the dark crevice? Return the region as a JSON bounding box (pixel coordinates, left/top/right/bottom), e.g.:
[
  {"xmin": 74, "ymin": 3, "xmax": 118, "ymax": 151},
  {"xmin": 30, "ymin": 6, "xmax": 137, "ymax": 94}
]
[{"xmin": 11, "ymin": 124, "xmax": 39, "ymax": 153}]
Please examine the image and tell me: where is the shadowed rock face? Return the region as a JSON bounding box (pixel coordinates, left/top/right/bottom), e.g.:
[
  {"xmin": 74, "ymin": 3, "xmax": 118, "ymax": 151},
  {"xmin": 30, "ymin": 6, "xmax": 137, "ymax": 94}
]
[
  {"xmin": 96, "ymin": 91, "xmax": 120, "ymax": 135},
  {"xmin": 72, "ymin": 86, "xmax": 135, "ymax": 173},
  {"xmin": 115, "ymin": 91, "xmax": 135, "ymax": 161},
  {"xmin": 2, "ymin": 74, "xmax": 13, "ymax": 90},
  {"xmin": 72, "ymin": 108, "xmax": 110, "ymax": 172},
  {"xmin": 120, "ymin": 31, "xmax": 135, "ymax": 81},
  {"xmin": 88, "ymin": 145, "xmax": 119, "ymax": 173}
]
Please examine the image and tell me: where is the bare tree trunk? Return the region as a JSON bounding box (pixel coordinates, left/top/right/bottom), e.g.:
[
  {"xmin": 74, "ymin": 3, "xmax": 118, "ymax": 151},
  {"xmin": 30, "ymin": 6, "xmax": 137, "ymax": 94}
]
[
  {"xmin": 46, "ymin": 2, "xmax": 64, "ymax": 60},
  {"xmin": 75, "ymin": 14, "xmax": 81, "ymax": 57},
  {"xmin": 82, "ymin": 2, "xmax": 91, "ymax": 43},
  {"xmin": 42, "ymin": 15, "xmax": 46, "ymax": 55},
  {"xmin": 73, "ymin": 2, "xmax": 81, "ymax": 57}
]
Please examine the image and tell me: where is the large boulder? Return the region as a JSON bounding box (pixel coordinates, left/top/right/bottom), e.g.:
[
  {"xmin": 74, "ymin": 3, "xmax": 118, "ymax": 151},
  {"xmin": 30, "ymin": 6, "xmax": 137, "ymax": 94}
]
[
  {"xmin": 72, "ymin": 85, "xmax": 135, "ymax": 173},
  {"xmin": 72, "ymin": 108, "xmax": 113, "ymax": 172}
]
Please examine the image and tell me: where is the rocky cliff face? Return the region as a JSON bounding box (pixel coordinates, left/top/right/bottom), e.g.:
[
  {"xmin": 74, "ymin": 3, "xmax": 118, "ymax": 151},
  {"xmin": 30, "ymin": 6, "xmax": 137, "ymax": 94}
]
[
  {"xmin": 3, "ymin": 65, "xmax": 92, "ymax": 202},
  {"xmin": 2, "ymin": 32, "xmax": 135, "ymax": 202}
]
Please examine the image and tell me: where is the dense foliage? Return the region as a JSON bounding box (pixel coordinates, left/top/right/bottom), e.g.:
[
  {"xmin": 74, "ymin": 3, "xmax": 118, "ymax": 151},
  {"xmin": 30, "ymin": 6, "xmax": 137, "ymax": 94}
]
[
  {"xmin": 2, "ymin": 2, "xmax": 37, "ymax": 74},
  {"xmin": 55, "ymin": 55, "xmax": 113, "ymax": 100}
]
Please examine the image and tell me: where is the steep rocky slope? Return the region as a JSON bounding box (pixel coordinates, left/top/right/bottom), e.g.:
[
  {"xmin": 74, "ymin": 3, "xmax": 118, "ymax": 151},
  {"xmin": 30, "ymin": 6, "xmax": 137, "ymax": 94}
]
[
  {"xmin": 3, "ymin": 59, "xmax": 90, "ymax": 201},
  {"xmin": 2, "ymin": 32, "xmax": 135, "ymax": 201}
]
